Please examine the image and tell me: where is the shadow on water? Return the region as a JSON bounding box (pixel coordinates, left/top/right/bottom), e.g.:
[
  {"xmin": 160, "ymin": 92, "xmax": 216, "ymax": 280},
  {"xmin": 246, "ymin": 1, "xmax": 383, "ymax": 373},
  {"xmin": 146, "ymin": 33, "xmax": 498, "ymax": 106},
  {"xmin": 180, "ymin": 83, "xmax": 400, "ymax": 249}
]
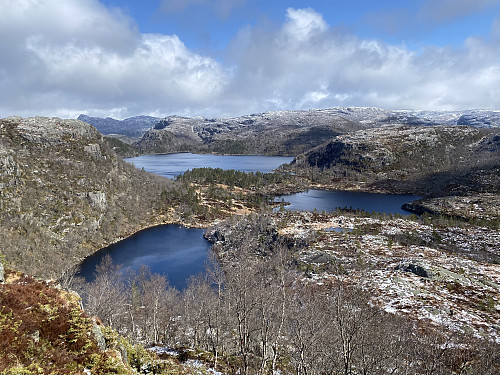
[
  {"xmin": 275, "ymin": 189, "xmax": 421, "ymax": 215},
  {"xmin": 78, "ymin": 225, "xmax": 211, "ymax": 290}
]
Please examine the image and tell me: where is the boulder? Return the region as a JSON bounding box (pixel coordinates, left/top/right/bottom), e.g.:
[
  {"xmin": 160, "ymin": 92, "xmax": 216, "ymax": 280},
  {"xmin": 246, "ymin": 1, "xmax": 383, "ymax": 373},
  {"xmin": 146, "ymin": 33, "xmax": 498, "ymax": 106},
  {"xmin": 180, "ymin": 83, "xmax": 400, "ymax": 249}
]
[
  {"xmin": 92, "ymin": 321, "xmax": 106, "ymax": 351},
  {"xmin": 395, "ymin": 262, "xmax": 431, "ymax": 278}
]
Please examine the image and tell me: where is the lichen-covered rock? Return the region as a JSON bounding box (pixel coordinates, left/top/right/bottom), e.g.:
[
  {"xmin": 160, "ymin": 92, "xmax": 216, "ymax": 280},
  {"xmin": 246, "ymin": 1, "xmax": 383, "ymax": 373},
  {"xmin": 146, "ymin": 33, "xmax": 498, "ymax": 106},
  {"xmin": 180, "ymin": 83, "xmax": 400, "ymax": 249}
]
[
  {"xmin": 83, "ymin": 143, "xmax": 102, "ymax": 159},
  {"xmin": 92, "ymin": 321, "xmax": 106, "ymax": 351}
]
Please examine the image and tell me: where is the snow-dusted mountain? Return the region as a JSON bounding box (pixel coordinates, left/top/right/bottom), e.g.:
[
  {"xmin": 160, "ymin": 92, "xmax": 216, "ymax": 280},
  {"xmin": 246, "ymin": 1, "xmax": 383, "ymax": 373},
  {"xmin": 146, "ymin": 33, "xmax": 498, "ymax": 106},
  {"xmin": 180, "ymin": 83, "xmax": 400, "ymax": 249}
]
[
  {"xmin": 77, "ymin": 108, "xmax": 500, "ymax": 155},
  {"xmin": 77, "ymin": 114, "xmax": 160, "ymax": 138},
  {"xmin": 78, "ymin": 108, "xmax": 500, "ymax": 140},
  {"xmin": 328, "ymin": 107, "xmax": 500, "ymax": 128}
]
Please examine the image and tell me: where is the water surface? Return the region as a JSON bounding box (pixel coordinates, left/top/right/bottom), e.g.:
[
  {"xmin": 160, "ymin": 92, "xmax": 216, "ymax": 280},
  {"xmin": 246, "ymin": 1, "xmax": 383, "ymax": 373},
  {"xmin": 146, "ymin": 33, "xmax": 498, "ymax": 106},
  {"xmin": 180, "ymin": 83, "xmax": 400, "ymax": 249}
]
[
  {"xmin": 275, "ymin": 189, "xmax": 420, "ymax": 215},
  {"xmin": 125, "ymin": 153, "xmax": 294, "ymax": 179},
  {"xmin": 78, "ymin": 225, "xmax": 211, "ymax": 290},
  {"xmin": 88, "ymin": 156, "xmax": 419, "ymax": 289}
]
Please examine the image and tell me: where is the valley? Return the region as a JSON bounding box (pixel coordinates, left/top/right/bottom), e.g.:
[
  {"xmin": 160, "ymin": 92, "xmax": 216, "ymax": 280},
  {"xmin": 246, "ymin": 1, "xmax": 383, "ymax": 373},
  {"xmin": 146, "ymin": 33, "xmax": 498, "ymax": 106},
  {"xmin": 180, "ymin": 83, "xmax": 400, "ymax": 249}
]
[{"xmin": 1, "ymin": 109, "xmax": 499, "ymax": 374}]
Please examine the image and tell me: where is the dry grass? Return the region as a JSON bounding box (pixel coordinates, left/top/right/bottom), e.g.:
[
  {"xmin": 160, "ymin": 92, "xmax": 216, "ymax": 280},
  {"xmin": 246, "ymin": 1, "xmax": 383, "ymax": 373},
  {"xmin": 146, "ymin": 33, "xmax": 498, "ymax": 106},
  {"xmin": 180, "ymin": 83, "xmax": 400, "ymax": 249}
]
[{"xmin": 0, "ymin": 269, "xmax": 118, "ymax": 374}]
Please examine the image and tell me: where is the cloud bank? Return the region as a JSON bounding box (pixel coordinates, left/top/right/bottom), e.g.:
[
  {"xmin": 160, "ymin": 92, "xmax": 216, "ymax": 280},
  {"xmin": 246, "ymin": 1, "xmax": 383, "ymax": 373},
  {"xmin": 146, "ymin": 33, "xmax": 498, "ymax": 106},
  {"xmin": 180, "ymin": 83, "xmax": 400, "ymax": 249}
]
[{"xmin": 0, "ymin": 0, "xmax": 498, "ymax": 118}]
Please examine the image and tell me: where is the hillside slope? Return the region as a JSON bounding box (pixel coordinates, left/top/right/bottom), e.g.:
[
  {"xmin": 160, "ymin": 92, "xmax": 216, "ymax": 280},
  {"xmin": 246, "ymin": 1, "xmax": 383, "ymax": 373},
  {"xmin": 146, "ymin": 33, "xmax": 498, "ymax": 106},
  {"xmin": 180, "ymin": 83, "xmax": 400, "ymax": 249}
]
[
  {"xmin": 135, "ymin": 110, "xmax": 362, "ymax": 155},
  {"xmin": 77, "ymin": 107, "xmax": 500, "ymax": 157},
  {"xmin": 0, "ymin": 266, "xmax": 197, "ymax": 374},
  {"xmin": 77, "ymin": 114, "xmax": 160, "ymax": 138},
  {"xmin": 291, "ymin": 125, "xmax": 500, "ymax": 196},
  {"xmin": 0, "ymin": 117, "xmax": 178, "ymax": 279}
]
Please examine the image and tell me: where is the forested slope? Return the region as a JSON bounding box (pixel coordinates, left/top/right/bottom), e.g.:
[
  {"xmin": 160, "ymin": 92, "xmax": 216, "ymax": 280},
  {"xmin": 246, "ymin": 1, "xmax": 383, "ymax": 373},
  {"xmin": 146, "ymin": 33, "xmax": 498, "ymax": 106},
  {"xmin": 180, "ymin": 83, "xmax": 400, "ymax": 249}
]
[{"xmin": 0, "ymin": 117, "xmax": 181, "ymax": 279}]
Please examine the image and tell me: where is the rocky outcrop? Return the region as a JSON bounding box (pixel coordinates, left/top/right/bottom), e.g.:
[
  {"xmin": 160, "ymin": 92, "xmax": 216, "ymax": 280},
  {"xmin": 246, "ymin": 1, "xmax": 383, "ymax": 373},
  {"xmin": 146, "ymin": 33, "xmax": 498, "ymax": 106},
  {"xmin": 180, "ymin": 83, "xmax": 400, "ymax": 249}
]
[
  {"xmin": 271, "ymin": 210, "xmax": 500, "ymax": 341},
  {"xmin": 80, "ymin": 108, "xmax": 500, "ymax": 143},
  {"xmin": 291, "ymin": 125, "xmax": 500, "ymax": 196},
  {"xmin": 404, "ymin": 194, "xmax": 500, "ymax": 222},
  {"xmin": 396, "ymin": 262, "xmax": 431, "ymax": 278},
  {"xmin": 332, "ymin": 107, "xmax": 500, "ymax": 128},
  {"xmin": 0, "ymin": 116, "xmax": 178, "ymax": 279},
  {"xmin": 135, "ymin": 109, "xmax": 362, "ymax": 155}
]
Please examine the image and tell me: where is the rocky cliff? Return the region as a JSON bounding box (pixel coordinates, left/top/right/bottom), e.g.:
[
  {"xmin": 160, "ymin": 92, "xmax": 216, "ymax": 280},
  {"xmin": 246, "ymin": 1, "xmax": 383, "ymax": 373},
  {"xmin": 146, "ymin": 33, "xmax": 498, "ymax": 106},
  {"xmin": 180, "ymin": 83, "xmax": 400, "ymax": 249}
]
[
  {"xmin": 135, "ymin": 110, "xmax": 362, "ymax": 155},
  {"xmin": 291, "ymin": 125, "xmax": 500, "ymax": 196},
  {"xmin": 0, "ymin": 117, "xmax": 177, "ymax": 279}
]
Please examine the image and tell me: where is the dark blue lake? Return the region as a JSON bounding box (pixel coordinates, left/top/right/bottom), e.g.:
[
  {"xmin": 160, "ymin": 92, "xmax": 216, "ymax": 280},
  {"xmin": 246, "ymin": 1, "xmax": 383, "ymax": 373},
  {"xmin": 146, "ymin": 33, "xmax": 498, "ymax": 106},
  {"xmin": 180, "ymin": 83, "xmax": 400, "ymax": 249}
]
[
  {"xmin": 79, "ymin": 154, "xmax": 293, "ymax": 289},
  {"xmin": 125, "ymin": 153, "xmax": 294, "ymax": 179},
  {"xmin": 275, "ymin": 189, "xmax": 420, "ymax": 215},
  {"xmin": 81, "ymin": 155, "xmax": 420, "ymax": 289},
  {"xmin": 78, "ymin": 225, "xmax": 211, "ymax": 290}
]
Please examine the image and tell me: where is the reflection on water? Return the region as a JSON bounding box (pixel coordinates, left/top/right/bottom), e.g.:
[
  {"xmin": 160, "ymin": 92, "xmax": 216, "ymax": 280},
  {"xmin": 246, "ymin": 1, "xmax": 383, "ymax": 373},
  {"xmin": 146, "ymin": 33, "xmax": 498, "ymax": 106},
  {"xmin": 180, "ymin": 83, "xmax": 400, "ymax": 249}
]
[
  {"xmin": 125, "ymin": 153, "xmax": 294, "ymax": 179},
  {"xmin": 275, "ymin": 189, "xmax": 420, "ymax": 215},
  {"xmin": 78, "ymin": 225, "xmax": 211, "ymax": 290}
]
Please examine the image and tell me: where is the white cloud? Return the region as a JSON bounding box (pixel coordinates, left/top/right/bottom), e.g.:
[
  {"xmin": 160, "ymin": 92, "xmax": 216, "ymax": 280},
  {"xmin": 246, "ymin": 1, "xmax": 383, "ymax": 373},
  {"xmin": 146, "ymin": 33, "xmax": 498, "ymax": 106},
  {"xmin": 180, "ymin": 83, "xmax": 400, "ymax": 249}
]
[
  {"xmin": 223, "ymin": 7, "xmax": 500, "ymax": 113},
  {"xmin": 0, "ymin": 3, "xmax": 498, "ymax": 119},
  {"xmin": 0, "ymin": 0, "xmax": 229, "ymax": 118},
  {"xmin": 282, "ymin": 7, "xmax": 328, "ymax": 42}
]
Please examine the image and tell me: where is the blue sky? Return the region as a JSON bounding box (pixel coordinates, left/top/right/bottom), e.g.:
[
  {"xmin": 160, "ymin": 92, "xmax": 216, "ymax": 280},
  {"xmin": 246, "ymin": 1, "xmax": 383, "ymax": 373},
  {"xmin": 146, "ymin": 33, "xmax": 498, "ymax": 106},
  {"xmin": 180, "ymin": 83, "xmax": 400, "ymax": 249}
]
[
  {"xmin": 102, "ymin": 0, "xmax": 497, "ymax": 50},
  {"xmin": 1, "ymin": 0, "xmax": 499, "ymax": 118}
]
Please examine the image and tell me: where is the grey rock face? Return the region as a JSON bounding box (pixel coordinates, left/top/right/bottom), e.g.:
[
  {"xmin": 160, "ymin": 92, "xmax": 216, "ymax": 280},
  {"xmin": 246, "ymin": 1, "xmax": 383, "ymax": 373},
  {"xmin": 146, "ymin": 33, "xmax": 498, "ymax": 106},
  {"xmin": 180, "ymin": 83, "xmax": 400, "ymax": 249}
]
[
  {"xmin": 92, "ymin": 321, "xmax": 106, "ymax": 351},
  {"xmin": 293, "ymin": 124, "xmax": 500, "ymax": 195},
  {"xmin": 77, "ymin": 191, "xmax": 107, "ymax": 210},
  {"xmin": 14, "ymin": 116, "xmax": 101, "ymax": 145},
  {"xmin": 0, "ymin": 116, "xmax": 175, "ymax": 279},
  {"xmin": 136, "ymin": 109, "xmax": 360, "ymax": 155},
  {"xmin": 0, "ymin": 260, "xmax": 4, "ymax": 282},
  {"xmin": 83, "ymin": 143, "xmax": 103, "ymax": 159}
]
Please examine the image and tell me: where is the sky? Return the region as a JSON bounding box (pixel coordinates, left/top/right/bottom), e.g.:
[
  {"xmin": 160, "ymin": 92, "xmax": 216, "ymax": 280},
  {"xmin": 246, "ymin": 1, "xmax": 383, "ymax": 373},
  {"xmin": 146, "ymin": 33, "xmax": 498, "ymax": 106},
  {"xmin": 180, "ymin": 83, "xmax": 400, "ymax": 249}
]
[{"xmin": 0, "ymin": 0, "xmax": 499, "ymax": 119}]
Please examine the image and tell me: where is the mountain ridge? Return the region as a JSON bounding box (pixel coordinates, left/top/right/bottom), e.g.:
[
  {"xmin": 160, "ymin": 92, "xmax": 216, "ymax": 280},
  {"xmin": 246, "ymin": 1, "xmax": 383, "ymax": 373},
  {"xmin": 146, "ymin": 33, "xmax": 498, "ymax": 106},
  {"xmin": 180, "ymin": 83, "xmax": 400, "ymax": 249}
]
[
  {"xmin": 78, "ymin": 107, "xmax": 500, "ymax": 156},
  {"xmin": 290, "ymin": 124, "xmax": 500, "ymax": 196},
  {"xmin": 78, "ymin": 107, "xmax": 500, "ymax": 137}
]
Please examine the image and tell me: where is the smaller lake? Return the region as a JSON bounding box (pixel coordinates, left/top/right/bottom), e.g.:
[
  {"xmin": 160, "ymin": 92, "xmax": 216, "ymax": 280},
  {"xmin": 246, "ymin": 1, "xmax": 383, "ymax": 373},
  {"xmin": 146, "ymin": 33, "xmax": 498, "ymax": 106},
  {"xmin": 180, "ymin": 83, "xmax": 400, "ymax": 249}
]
[
  {"xmin": 78, "ymin": 225, "xmax": 211, "ymax": 290},
  {"xmin": 275, "ymin": 190, "xmax": 420, "ymax": 215},
  {"xmin": 125, "ymin": 153, "xmax": 294, "ymax": 179}
]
